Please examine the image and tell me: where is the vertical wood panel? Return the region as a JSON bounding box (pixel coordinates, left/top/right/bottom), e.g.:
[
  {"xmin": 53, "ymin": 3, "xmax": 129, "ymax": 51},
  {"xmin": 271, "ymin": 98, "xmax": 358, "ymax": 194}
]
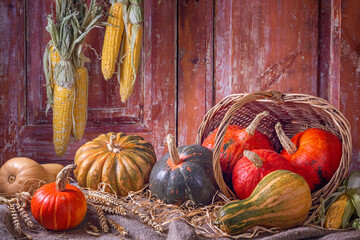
[
  {"xmin": 215, "ymin": 0, "xmax": 319, "ymax": 103},
  {"xmin": 318, "ymin": 0, "xmax": 342, "ymax": 108},
  {"xmin": 178, "ymin": 0, "xmax": 214, "ymax": 146},
  {"xmin": 26, "ymin": 0, "xmax": 54, "ymax": 125},
  {"xmin": 340, "ymin": 0, "xmax": 360, "ymax": 171},
  {"xmin": 143, "ymin": 0, "xmax": 177, "ymax": 157},
  {"xmin": 0, "ymin": 0, "xmax": 26, "ymax": 164}
]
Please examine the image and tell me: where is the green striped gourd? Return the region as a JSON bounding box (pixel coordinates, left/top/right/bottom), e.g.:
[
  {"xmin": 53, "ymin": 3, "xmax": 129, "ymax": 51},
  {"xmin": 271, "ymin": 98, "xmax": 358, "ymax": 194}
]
[{"xmin": 215, "ymin": 170, "xmax": 312, "ymax": 235}]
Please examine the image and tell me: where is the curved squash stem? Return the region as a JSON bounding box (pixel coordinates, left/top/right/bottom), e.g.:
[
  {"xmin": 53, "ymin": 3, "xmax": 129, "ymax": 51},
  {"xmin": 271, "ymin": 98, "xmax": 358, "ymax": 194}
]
[
  {"xmin": 275, "ymin": 122, "xmax": 298, "ymax": 155},
  {"xmin": 107, "ymin": 134, "xmax": 122, "ymax": 153},
  {"xmin": 165, "ymin": 134, "xmax": 181, "ymax": 165},
  {"xmin": 246, "ymin": 111, "xmax": 269, "ymax": 135},
  {"xmin": 56, "ymin": 164, "xmax": 77, "ymax": 192},
  {"xmin": 243, "ymin": 150, "xmax": 263, "ymax": 168}
]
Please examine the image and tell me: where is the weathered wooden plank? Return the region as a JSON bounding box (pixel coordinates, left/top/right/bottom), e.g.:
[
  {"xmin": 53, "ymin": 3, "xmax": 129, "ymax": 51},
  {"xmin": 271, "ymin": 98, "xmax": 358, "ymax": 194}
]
[
  {"xmin": 19, "ymin": 125, "xmax": 152, "ymax": 162},
  {"xmin": 143, "ymin": 0, "xmax": 177, "ymax": 157},
  {"xmin": 178, "ymin": 0, "xmax": 214, "ymax": 146},
  {"xmin": 26, "ymin": 0, "xmax": 54, "ymax": 125},
  {"xmin": 0, "ymin": 0, "xmax": 26, "ymax": 165},
  {"xmin": 215, "ymin": 0, "xmax": 319, "ymax": 103},
  {"xmin": 340, "ymin": 0, "xmax": 360, "ymax": 171},
  {"xmin": 318, "ymin": 0, "xmax": 341, "ymax": 105}
]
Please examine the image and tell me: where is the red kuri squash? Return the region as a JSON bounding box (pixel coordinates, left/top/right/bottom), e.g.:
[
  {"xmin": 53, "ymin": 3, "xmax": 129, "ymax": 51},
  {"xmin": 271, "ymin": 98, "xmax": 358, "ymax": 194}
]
[
  {"xmin": 202, "ymin": 111, "xmax": 274, "ymax": 184},
  {"xmin": 275, "ymin": 122, "xmax": 342, "ymax": 191},
  {"xmin": 31, "ymin": 164, "xmax": 87, "ymax": 231},
  {"xmin": 232, "ymin": 149, "xmax": 294, "ymax": 199}
]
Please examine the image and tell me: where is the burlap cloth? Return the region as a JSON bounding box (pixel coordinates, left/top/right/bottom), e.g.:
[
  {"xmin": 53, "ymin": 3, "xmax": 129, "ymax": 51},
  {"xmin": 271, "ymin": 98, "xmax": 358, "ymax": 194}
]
[{"xmin": 1, "ymin": 204, "xmax": 360, "ymax": 240}]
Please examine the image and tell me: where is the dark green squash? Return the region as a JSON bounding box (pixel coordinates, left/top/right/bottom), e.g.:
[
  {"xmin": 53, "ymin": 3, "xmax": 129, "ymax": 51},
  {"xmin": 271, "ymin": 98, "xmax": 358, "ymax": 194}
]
[{"xmin": 149, "ymin": 134, "xmax": 218, "ymax": 205}]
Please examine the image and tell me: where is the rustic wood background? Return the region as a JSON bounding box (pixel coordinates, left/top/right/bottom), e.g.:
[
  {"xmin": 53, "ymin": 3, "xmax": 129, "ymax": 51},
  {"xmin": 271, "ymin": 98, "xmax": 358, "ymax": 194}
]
[{"xmin": 0, "ymin": 0, "xmax": 359, "ymax": 172}]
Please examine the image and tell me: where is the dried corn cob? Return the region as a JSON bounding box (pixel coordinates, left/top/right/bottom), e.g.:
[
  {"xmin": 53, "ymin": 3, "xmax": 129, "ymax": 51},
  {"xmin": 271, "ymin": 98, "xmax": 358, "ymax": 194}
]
[
  {"xmin": 101, "ymin": 1, "xmax": 126, "ymax": 80},
  {"xmin": 324, "ymin": 194, "xmax": 349, "ymax": 229},
  {"xmin": 72, "ymin": 67, "xmax": 88, "ymax": 141},
  {"xmin": 53, "ymin": 83, "xmax": 75, "ymax": 157},
  {"xmin": 119, "ymin": 0, "xmax": 143, "ymax": 103}
]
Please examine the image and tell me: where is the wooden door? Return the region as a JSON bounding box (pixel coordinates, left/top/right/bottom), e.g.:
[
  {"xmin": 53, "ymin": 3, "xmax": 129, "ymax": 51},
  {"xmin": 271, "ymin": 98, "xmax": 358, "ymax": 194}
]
[{"xmin": 1, "ymin": 0, "xmax": 359, "ymax": 172}]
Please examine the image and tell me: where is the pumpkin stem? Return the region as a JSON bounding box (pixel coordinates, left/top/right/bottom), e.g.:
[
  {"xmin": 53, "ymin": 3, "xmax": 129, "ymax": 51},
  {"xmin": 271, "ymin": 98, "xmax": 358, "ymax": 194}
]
[
  {"xmin": 246, "ymin": 111, "xmax": 269, "ymax": 135},
  {"xmin": 107, "ymin": 134, "xmax": 122, "ymax": 153},
  {"xmin": 56, "ymin": 164, "xmax": 77, "ymax": 192},
  {"xmin": 275, "ymin": 122, "xmax": 297, "ymax": 155},
  {"xmin": 244, "ymin": 150, "xmax": 263, "ymax": 168},
  {"xmin": 165, "ymin": 134, "xmax": 181, "ymax": 165}
]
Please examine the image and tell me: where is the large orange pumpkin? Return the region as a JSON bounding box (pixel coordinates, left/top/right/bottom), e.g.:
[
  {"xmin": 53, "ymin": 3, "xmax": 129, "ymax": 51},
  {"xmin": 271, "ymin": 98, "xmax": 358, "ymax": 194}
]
[
  {"xmin": 31, "ymin": 164, "xmax": 87, "ymax": 231},
  {"xmin": 74, "ymin": 132, "xmax": 156, "ymax": 196},
  {"xmin": 275, "ymin": 123, "xmax": 342, "ymax": 191}
]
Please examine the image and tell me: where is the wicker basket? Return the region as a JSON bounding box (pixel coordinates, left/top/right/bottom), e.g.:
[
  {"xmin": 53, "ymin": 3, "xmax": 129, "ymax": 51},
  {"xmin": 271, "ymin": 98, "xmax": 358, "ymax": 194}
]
[{"xmin": 195, "ymin": 90, "xmax": 352, "ymax": 223}]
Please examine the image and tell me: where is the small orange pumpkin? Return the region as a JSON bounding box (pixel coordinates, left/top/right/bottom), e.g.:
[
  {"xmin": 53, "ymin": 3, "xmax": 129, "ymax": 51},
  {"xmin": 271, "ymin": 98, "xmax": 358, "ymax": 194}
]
[
  {"xmin": 202, "ymin": 111, "xmax": 274, "ymax": 184},
  {"xmin": 31, "ymin": 164, "xmax": 87, "ymax": 231}
]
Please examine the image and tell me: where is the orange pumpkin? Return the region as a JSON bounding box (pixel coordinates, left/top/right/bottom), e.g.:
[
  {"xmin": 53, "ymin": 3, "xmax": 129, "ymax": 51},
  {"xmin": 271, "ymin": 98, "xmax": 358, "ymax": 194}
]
[
  {"xmin": 74, "ymin": 132, "xmax": 156, "ymax": 195},
  {"xmin": 275, "ymin": 123, "xmax": 342, "ymax": 191},
  {"xmin": 202, "ymin": 111, "xmax": 274, "ymax": 184},
  {"xmin": 31, "ymin": 164, "xmax": 87, "ymax": 231}
]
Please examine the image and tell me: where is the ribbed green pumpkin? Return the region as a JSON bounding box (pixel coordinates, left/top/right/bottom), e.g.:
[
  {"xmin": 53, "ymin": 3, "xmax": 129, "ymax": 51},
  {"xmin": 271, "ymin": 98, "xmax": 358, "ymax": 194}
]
[{"xmin": 215, "ymin": 170, "xmax": 312, "ymax": 235}]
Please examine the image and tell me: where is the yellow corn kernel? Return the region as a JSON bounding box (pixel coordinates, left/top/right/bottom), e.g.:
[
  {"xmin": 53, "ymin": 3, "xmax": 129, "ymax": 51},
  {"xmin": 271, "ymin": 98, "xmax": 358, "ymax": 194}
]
[
  {"xmin": 119, "ymin": 23, "xmax": 143, "ymax": 103},
  {"xmin": 49, "ymin": 45, "xmax": 61, "ymax": 90},
  {"xmin": 324, "ymin": 194, "xmax": 349, "ymax": 229},
  {"xmin": 101, "ymin": 2, "xmax": 125, "ymax": 80},
  {"xmin": 53, "ymin": 84, "xmax": 75, "ymax": 157},
  {"xmin": 72, "ymin": 67, "xmax": 88, "ymax": 141}
]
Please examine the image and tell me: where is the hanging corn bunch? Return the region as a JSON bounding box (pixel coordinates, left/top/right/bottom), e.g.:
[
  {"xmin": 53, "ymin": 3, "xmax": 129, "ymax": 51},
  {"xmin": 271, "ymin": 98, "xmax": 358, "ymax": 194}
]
[
  {"xmin": 119, "ymin": 0, "xmax": 143, "ymax": 103},
  {"xmin": 101, "ymin": 0, "xmax": 128, "ymax": 80},
  {"xmin": 43, "ymin": 0, "xmax": 103, "ymax": 157}
]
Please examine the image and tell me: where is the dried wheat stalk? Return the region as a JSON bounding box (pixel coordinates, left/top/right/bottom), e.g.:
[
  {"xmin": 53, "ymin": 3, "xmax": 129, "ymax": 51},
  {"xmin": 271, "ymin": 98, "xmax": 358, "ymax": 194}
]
[
  {"xmin": 107, "ymin": 218, "xmax": 128, "ymax": 236},
  {"xmin": 132, "ymin": 209, "xmax": 164, "ymax": 233},
  {"xmin": 92, "ymin": 204, "xmax": 109, "ymax": 233},
  {"xmin": 87, "ymin": 190, "xmax": 121, "ymax": 206},
  {"xmin": 15, "ymin": 198, "xmax": 35, "ymax": 230},
  {"xmin": 9, "ymin": 202, "xmax": 33, "ymax": 239},
  {"xmin": 99, "ymin": 204, "xmax": 127, "ymax": 216}
]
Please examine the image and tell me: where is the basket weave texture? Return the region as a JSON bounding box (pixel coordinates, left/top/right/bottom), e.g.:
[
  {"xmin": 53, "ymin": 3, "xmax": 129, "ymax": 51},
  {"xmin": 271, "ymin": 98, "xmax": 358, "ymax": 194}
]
[{"xmin": 195, "ymin": 90, "xmax": 352, "ymax": 224}]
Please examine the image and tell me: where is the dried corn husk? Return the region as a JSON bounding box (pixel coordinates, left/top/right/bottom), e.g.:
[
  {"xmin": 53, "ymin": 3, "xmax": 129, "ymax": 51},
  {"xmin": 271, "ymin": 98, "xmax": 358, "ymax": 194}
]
[{"xmin": 43, "ymin": 0, "xmax": 102, "ymax": 112}]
